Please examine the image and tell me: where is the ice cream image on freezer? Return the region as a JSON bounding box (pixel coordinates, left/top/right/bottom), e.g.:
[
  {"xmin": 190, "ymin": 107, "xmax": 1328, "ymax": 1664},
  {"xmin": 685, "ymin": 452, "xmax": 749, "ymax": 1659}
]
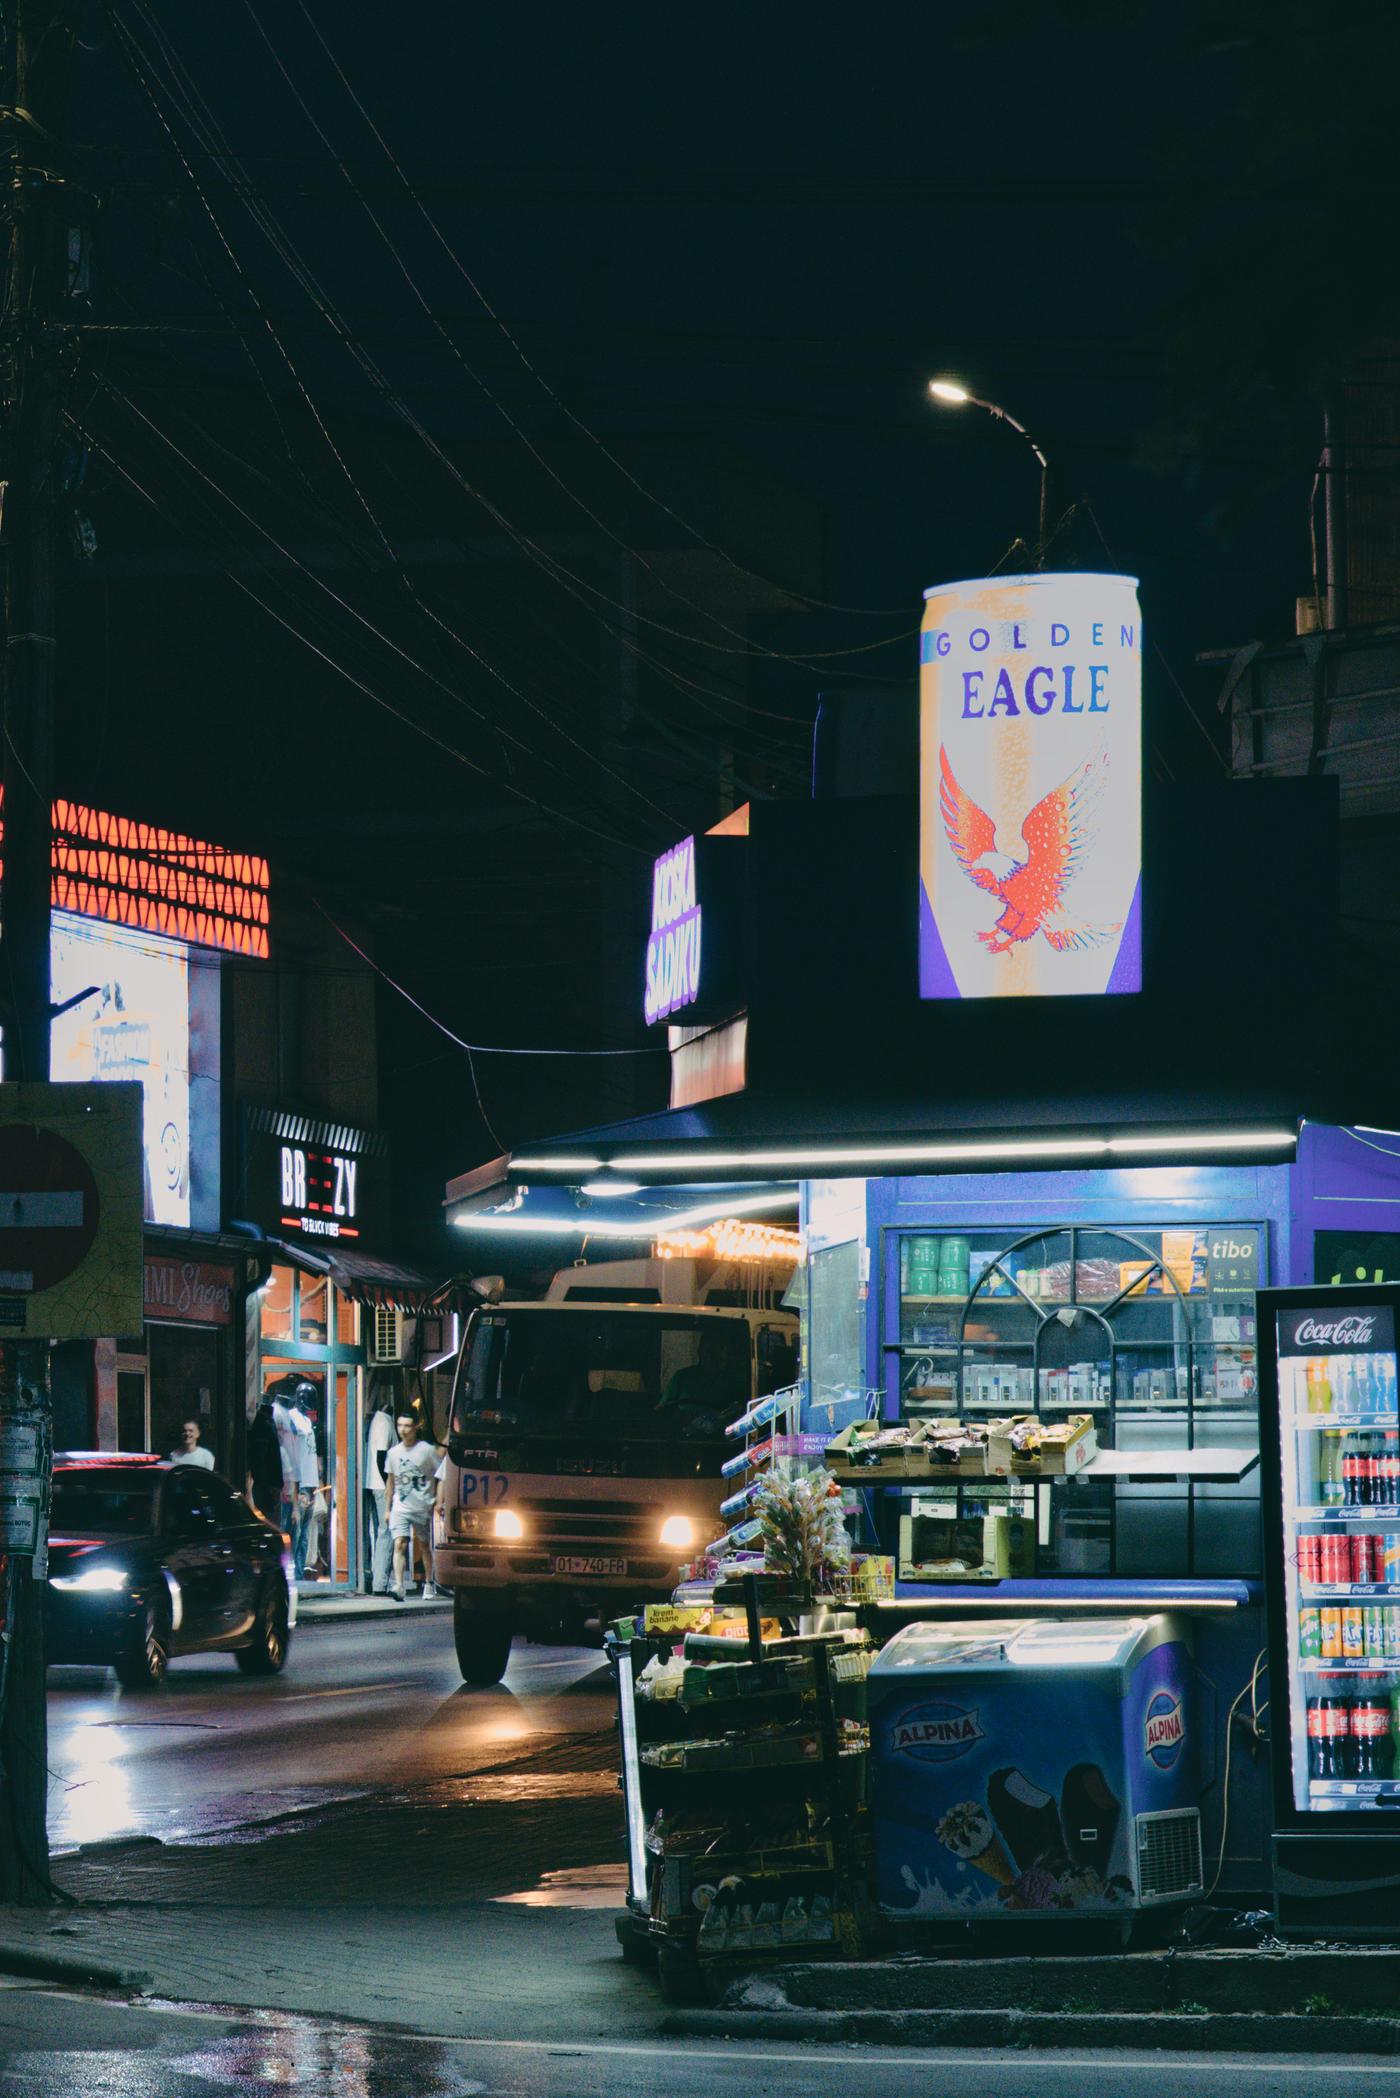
[
  {"xmin": 1061, "ymin": 1762, "xmax": 1122, "ymax": 1878},
  {"xmin": 935, "ymin": 1799, "xmax": 1014, "ymax": 1887},
  {"xmin": 987, "ymin": 1766, "xmax": 1069, "ymax": 1873}
]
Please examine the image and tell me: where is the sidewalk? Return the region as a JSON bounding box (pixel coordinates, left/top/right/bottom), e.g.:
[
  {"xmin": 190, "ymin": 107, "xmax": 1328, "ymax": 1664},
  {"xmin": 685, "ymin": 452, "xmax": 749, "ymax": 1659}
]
[
  {"xmin": 295, "ymin": 1586, "xmax": 452, "ymax": 1625},
  {"xmin": 0, "ymin": 1729, "xmax": 661, "ymax": 2042}
]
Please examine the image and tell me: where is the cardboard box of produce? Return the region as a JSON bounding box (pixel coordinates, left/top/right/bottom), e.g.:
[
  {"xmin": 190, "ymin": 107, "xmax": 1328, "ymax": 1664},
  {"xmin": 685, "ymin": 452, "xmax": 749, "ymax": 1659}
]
[{"xmin": 985, "ymin": 1413, "xmax": 1097, "ymax": 1477}]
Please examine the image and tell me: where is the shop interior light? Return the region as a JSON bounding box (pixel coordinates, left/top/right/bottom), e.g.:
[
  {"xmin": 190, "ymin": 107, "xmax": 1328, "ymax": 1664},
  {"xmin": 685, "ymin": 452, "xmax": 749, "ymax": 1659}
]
[
  {"xmin": 452, "ymin": 1187, "xmax": 798, "ymax": 1236},
  {"xmin": 493, "ymin": 1508, "xmax": 525, "ymax": 1541},
  {"xmin": 658, "ymin": 1514, "xmax": 697, "ymax": 1550}
]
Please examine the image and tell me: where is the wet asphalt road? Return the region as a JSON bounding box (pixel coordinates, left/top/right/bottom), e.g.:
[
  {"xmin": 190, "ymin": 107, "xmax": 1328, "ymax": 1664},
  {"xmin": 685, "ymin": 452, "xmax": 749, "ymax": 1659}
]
[
  {"xmin": 5, "ymin": 1990, "xmax": 1400, "ymax": 2098},
  {"xmin": 45, "ymin": 1617, "xmax": 614, "ymax": 1848}
]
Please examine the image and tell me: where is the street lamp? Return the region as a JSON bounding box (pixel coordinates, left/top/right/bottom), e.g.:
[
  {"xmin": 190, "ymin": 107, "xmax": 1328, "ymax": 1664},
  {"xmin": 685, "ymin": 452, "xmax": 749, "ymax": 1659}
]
[{"xmin": 926, "ymin": 376, "xmax": 1052, "ymax": 556}]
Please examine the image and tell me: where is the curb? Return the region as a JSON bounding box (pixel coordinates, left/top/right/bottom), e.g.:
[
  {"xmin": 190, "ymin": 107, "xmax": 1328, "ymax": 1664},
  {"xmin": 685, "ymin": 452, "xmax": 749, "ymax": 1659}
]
[
  {"xmin": 659, "ymin": 2007, "xmax": 1400, "ymax": 2054},
  {"xmin": 0, "ymin": 1940, "xmax": 152, "ymax": 1992},
  {"xmin": 295, "ymin": 1600, "xmax": 452, "ymax": 1626}
]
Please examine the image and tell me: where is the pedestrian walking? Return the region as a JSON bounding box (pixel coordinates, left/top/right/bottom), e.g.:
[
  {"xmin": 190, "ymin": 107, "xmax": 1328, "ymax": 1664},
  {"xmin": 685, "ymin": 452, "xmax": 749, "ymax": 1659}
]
[
  {"xmin": 168, "ymin": 1420, "xmax": 215, "ymax": 1469},
  {"xmin": 384, "ymin": 1412, "xmax": 443, "ymax": 1601}
]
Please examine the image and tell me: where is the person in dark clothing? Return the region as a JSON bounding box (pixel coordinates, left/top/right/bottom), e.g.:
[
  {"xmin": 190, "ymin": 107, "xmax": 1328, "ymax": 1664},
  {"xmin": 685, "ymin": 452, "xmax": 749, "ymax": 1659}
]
[{"xmin": 246, "ymin": 1397, "xmax": 283, "ymax": 1524}]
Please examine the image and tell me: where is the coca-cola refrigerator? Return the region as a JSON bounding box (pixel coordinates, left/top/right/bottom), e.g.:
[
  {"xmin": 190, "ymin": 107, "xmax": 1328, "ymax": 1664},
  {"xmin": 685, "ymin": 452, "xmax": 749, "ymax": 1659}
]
[{"xmin": 1258, "ymin": 1283, "xmax": 1400, "ymax": 1938}]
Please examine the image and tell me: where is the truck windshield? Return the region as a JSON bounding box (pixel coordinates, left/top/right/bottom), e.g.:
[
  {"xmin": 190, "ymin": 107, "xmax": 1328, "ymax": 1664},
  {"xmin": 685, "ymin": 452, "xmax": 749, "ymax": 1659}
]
[{"xmin": 455, "ymin": 1310, "xmax": 750, "ymax": 1442}]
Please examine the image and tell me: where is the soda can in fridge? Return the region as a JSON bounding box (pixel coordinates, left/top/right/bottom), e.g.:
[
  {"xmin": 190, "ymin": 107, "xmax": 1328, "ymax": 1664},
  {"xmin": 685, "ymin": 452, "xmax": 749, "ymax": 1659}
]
[
  {"xmin": 1365, "ymin": 1605, "xmax": 1389, "ymax": 1660},
  {"xmin": 1320, "ymin": 1607, "xmax": 1344, "ymax": 1660},
  {"xmin": 1343, "ymin": 1606, "xmax": 1366, "ymax": 1661},
  {"xmin": 1383, "ymin": 1533, "xmax": 1400, "ymax": 1586},
  {"xmin": 1321, "ymin": 1532, "xmax": 1350, "ymax": 1586},
  {"xmin": 1299, "ymin": 1606, "xmax": 1323, "ymax": 1660},
  {"xmin": 1386, "ymin": 1608, "xmax": 1400, "ymax": 1663},
  {"xmin": 1297, "ymin": 1532, "xmax": 1323, "ymax": 1585},
  {"xmin": 1353, "ymin": 1532, "xmax": 1382, "ymax": 1585}
]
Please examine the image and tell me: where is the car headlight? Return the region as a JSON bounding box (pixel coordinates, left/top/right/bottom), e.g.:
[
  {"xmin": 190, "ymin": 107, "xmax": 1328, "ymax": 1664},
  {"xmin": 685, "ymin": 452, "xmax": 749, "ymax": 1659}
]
[
  {"xmin": 493, "ymin": 1508, "xmax": 524, "ymax": 1541},
  {"xmin": 659, "ymin": 1514, "xmax": 696, "ymax": 1551},
  {"xmin": 51, "ymin": 1566, "xmax": 129, "ymax": 1594}
]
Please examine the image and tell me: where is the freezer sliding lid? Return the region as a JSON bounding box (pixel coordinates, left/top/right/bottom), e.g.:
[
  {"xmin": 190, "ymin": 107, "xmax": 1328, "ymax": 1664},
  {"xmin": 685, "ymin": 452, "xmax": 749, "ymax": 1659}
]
[{"xmin": 871, "ymin": 1613, "xmax": 1176, "ymax": 1676}]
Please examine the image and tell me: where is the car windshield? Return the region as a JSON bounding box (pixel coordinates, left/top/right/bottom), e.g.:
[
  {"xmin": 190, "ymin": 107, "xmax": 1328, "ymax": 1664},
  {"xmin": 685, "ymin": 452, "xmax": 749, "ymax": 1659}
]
[
  {"xmin": 51, "ymin": 1471, "xmax": 157, "ymax": 1536},
  {"xmin": 455, "ymin": 1310, "xmax": 751, "ymax": 1442}
]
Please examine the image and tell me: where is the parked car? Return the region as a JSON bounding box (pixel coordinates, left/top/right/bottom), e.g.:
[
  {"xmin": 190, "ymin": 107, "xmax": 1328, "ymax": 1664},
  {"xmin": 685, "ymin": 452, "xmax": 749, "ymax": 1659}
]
[{"xmin": 46, "ymin": 1454, "xmax": 295, "ymax": 1689}]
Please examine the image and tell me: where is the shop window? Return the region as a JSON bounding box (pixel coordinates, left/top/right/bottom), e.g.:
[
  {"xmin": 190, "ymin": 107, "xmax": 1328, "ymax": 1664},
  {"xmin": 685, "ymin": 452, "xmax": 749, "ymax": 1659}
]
[
  {"xmin": 336, "ymin": 1290, "xmax": 358, "ymax": 1348},
  {"xmin": 807, "ymin": 1241, "xmax": 865, "ymax": 1431},
  {"xmin": 299, "ymin": 1273, "xmax": 329, "ymax": 1345},
  {"xmin": 149, "ymin": 1325, "xmax": 221, "ymax": 1472},
  {"xmin": 262, "ymin": 1265, "xmax": 295, "ymax": 1343}
]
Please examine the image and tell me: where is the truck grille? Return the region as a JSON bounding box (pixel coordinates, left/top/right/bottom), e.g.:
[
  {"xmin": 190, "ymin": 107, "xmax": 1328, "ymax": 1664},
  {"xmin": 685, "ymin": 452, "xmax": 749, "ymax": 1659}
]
[
  {"xmin": 1135, "ymin": 1808, "xmax": 1203, "ymax": 1903},
  {"xmin": 515, "ymin": 1497, "xmax": 664, "ymax": 1552}
]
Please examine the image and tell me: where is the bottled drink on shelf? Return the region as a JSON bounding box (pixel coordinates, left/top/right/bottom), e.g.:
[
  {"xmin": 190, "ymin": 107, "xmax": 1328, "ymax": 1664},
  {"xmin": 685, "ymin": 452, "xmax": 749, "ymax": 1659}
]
[
  {"xmin": 1343, "ymin": 1434, "xmax": 1366, "ymax": 1508},
  {"xmin": 1334, "ymin": 1357, "xmax": 1358, "ymax": 1415},
  {"xmin": 1309, "ymin": 1696, "xmax": 1349, "ymax": 1778},
  {"xmin": 1305, "ymin": 1358, "xmax": 1331, "ymax": 1413},
  {"xmin": 1353, "ymin": 1696, "xmax": 1395, "ymax": 1780},
  {"xmin": 1383, "ymin": 1435, "xmax": 1400, "ymax": 1507},
  {"xmin": 1318, "ymin": 1428, "xmax": 1344, "ymax": 1507}
]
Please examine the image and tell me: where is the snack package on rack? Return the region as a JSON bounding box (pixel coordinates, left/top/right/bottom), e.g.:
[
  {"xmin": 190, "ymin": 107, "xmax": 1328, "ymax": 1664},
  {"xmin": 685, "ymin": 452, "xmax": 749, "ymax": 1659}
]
[{"xmin": 985, "ymin": 1412, "xmax": 1097, "ymax": 1476}]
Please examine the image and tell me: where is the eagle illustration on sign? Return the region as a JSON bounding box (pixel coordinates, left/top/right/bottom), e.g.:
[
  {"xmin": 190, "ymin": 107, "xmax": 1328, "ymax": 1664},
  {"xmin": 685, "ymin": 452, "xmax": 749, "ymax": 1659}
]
[{"xmin": 938, "ymin": 744, "xmax": 1123, "ymax": 957}]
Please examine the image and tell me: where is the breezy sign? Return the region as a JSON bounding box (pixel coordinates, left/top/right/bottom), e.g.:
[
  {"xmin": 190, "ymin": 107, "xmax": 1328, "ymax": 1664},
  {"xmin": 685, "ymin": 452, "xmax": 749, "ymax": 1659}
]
[{"xmin": 919, "ymin": 572, "xmax": 1143, "ymax": 999}]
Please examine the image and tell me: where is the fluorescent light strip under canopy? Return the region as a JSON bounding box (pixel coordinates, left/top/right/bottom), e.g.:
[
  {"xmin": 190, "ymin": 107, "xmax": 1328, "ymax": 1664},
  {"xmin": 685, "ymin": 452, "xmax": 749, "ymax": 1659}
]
[
  {"xmin": 510, "ymin": 1127, "xmax": 1299, "ymax": 1178},
  {"xmin": 451, "ymin": 1186, "xmax": 798, "ymax": 1237}
]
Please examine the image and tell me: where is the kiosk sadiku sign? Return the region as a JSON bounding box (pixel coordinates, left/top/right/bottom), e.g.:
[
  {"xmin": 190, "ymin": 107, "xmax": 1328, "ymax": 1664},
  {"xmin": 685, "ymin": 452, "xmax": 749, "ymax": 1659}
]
[
  {"xmin": 919, "ymin": 572, "xmax": 1143, "ymax": 1000},
  {"xmin": 644, "ymin": 836, "xmax": 701, "ymax": 1026}
]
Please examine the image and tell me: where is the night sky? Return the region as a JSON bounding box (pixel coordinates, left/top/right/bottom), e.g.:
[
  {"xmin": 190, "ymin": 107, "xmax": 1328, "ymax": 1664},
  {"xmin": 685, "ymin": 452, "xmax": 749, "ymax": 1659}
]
[{"xmin": 46, "ymin": 2, "xmax": 1398, "ymax": 1259}]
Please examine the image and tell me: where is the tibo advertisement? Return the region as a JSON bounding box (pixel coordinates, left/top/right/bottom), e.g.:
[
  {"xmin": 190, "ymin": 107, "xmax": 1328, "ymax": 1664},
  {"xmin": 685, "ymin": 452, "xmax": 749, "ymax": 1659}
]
[{"xmin": 919, "ymin": 571, "xmax": 1143, "ymax": 1000}]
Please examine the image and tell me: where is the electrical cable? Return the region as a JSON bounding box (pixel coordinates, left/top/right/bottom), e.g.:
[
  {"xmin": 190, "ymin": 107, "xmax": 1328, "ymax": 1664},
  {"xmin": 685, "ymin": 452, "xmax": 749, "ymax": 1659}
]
[
  {"xmin": 312, "ymin": 898, "xmax": 666, "ymax": 1058},
  {"xmin": 102, "ymin": 18, "xmax": 685, "ymax": 839},
  {"xmin": 118, "ymin": 0, "xmax": 909, "ymax": 694},
  {"xmin": 1206, "ymin": 1649, "xmax": 1266, "ymax": 1900},
  {"xmin": 77, "ymin": 414, "xmax": 654, "ymax": 859},
  {"xmin": 290, "ymin": 0, "xmax": 924, "ymax": 625}
]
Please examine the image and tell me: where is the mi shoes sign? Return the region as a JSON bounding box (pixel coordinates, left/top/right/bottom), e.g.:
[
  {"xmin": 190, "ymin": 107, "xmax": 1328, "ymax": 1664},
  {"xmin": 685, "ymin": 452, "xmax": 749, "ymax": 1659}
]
[{"xmin": 919, "ymin": 572, "xmax": 1143, "ymax": 1000}]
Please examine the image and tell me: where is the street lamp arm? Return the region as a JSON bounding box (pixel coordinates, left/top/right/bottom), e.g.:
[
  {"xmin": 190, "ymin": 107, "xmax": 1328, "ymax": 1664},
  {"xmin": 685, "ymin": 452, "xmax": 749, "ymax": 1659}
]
[{"xmin": 966, "ymin": 396, "xmax": 1049, "ymax": 474}]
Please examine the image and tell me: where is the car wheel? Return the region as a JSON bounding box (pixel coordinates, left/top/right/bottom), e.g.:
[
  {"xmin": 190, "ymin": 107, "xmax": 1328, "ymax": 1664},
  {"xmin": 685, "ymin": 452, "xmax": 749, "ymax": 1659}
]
[
  {"xmin": 452, "ymin": 1592, "xmax": 513, "ymax": 1685},
  {"xmin": 235, "ymin": 1576, "xmax": 292, "ymax": 1676},
  {"xmin": 115, "ymin": 1595, "xmax": 170, "ymax": 1690}
]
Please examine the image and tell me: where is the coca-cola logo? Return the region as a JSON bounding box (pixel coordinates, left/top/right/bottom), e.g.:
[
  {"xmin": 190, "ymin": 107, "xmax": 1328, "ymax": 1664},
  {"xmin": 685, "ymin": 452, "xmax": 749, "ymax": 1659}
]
[{"xmin": 1295, "ymin": 1315, "xmax": 1377, "ymax": 1347}]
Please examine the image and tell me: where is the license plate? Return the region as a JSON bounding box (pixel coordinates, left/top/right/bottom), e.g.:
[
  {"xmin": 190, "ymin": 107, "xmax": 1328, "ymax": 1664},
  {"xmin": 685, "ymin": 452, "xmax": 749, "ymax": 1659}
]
[{"xmin": 551, "ymin": 1554, "xmax": 627, "ymax": 1577}]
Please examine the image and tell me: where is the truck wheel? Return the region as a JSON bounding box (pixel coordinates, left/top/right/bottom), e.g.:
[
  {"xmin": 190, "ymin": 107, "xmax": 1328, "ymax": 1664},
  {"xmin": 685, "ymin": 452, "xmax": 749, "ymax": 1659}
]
[{"xmin": 453, "ymin": 1593, "xmax": 513, "ymax": 1685}]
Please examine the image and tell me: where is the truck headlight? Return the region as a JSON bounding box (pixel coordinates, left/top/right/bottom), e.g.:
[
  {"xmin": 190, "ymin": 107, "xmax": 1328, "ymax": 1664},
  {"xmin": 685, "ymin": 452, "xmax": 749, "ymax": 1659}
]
[
  {"xmin": 51, "ymin": 1566, "xmax": 129, "ymax": 1594},
  {"xmin": 493, "ymin": 1508, "xmax": 524, "ymax": 1541},
  {"xmin": 659, "ymin": 1514, "xmax": 696, "ymax": 1550}
]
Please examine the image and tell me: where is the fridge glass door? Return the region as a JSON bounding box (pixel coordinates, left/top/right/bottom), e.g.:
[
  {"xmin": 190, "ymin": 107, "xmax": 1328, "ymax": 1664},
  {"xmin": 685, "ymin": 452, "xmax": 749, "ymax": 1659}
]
[{"xmin": 1276, "ymin": 1301, "xmax": 1400, "ymax": 1813}]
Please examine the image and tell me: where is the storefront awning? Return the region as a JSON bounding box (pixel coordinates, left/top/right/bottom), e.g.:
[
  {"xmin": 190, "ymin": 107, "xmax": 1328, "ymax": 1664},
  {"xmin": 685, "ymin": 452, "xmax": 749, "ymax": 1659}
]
[
  {"xmin": 446, "ymin": 1090, "xmax": 1301, "ymax": 1222},
  {"xmin": 324, "ymin": 1249, "xmax": 459, "ymax": 1317}
]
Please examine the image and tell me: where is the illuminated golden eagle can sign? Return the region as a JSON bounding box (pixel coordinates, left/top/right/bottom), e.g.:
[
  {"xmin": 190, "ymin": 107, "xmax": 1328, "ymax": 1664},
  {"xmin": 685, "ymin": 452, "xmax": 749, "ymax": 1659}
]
[{"xmin": 919, "ymin": 572, "xmax": 1142, "ymax": 999}]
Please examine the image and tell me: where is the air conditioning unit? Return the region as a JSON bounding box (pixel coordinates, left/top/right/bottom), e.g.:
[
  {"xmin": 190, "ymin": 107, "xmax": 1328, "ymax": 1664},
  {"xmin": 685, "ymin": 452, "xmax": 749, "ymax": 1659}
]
[{"xmin": 368, "ymin": 1306, "xmax": 405, "ymax": 1365}]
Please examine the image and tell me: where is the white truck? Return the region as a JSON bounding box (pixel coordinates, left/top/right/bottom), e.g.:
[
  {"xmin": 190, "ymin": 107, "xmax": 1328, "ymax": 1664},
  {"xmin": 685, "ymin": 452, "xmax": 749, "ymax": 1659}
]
[{"xmin": 435, "ymin": 1257, "xmax": 798, "ymax": 1683}]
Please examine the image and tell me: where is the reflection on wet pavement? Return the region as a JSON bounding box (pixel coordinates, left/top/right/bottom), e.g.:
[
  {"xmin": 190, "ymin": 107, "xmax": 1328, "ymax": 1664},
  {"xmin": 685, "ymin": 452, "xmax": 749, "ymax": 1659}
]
[
  {"xmin": 494, "ymin": 1862, "xmax": 630, "ymax": 1908},
  {"xmin": 170, "ymin": 2009, "xmax": 493, "ymax": 2095}
]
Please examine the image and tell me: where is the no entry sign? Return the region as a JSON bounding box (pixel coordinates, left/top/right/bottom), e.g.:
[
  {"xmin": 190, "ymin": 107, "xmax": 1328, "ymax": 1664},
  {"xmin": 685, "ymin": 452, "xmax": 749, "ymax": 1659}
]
[
  {"xmin": 0, "ymin": 1084, "xmax": 142, "ymax": 1338},
  {"xmin": 0, "ymin": 1125, "xmax": 101, "ymax": 1292}
]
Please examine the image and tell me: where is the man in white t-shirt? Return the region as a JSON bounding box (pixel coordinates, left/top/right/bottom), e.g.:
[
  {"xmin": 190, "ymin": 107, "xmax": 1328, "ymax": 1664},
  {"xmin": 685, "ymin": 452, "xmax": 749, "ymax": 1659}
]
[
  {"xmin": 384, "ymin": 1413, "xmax": 443, "ymax": 1601},
  {"xmin": 169, "ymin": 1420, "xmax": 215, "ymax": 1469}
]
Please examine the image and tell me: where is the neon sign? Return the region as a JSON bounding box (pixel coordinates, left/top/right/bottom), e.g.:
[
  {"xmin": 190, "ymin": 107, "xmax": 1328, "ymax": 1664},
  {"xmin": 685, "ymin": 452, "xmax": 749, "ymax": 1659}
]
[{"xmin": 644, "ymin": 836, "xmax": 702, "ymax": 1025}]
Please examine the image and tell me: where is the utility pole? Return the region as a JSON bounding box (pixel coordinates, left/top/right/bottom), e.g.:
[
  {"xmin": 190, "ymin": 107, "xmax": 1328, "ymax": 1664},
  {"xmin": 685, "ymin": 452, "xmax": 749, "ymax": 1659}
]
[{"xmin": 0, "ymin": 0, "xmax": 83, "ymax": 1904}]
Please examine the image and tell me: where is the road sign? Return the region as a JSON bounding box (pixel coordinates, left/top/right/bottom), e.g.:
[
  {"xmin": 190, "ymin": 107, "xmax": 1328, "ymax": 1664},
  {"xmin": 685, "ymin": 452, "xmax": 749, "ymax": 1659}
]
[{"xmin": 0, "ymin": 1084, "xmax": 142, "ymax": 1339}]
